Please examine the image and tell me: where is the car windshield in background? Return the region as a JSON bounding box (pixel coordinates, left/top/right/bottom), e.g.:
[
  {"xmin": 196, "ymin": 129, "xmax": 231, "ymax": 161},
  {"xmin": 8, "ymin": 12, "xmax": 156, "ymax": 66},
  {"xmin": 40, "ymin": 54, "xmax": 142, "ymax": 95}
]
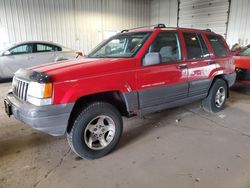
[
  {"xmin": 88, "ymin": 32, "xmax": 151, "ymax": 58},
  {"xmin": 239, "ymin": 46, "xmax": 250, "ymax": 56}
]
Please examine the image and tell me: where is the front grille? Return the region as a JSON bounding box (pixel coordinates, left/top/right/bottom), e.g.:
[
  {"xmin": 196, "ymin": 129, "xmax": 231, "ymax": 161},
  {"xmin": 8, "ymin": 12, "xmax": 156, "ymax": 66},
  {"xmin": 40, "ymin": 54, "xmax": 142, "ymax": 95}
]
[{"xmin": 12, "ymin": 77, "xmax": 30, "ymax": 101}]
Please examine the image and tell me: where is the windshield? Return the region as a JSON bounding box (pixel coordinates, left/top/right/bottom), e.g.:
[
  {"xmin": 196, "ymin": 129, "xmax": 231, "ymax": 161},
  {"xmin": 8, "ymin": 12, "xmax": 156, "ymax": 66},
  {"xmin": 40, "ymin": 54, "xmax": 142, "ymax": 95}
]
[
  {"xmin": 239, "ymin": 46, "xmax": 250, "ymax": 56},
  {"xmin": 0, "ymin": 43, "xmax": 19, "ymax": 55},
  {"xmin": 88, "ymin": 32, "xmax": 151, "ymax": 58}
]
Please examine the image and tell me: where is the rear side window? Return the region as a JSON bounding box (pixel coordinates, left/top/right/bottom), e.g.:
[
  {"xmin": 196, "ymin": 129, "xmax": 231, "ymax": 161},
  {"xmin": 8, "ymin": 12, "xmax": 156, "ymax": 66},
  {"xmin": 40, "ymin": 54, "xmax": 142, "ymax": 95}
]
[
  {"xmin": 148, "ymin": 32, "xmax": 182, "ymax": 63},
  {"xmin": 36, "ymin": 43, "xmax": 62, "ymax": 53},
  {"xmin": 206, "ymin": 35, "xmax": 229, "ymax": 57},
  {"xmin": 183, "ymin": 32, "xmax": 210, "ymax": 60}
]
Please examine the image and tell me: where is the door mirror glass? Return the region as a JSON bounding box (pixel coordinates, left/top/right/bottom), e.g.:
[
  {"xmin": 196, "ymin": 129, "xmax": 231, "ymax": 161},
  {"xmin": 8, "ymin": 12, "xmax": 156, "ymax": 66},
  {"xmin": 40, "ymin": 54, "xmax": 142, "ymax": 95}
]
[
  {"xmin": 3, "ymin": 50, "xmax": 11, "ymax": 56},
  {"xmin": 143, "ymin": 52, "xmax": 161, "ymax": 66}
]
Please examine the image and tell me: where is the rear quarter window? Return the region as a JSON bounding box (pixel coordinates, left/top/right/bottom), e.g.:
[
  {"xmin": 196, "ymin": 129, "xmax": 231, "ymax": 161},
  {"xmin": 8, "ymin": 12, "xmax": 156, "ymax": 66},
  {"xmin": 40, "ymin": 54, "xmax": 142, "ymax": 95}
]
[
  {"xmin": 206, "ymin": 35, "xmax": 229, "ymax": 57},
  {"xmin": 36, "ymin": 43, "xmax": 62, "ymax": 52}
]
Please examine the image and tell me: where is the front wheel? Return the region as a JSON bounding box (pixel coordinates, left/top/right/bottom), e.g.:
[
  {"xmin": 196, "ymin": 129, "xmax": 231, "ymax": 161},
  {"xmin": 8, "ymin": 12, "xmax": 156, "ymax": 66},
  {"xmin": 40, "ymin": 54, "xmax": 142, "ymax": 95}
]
[
  {"xmin": 202, "ymin": 79, "xmax": 228, "ymax": 113},
  {"xmin": 67, "ymin": 102, "xmax": 123, "ymax": 159}
]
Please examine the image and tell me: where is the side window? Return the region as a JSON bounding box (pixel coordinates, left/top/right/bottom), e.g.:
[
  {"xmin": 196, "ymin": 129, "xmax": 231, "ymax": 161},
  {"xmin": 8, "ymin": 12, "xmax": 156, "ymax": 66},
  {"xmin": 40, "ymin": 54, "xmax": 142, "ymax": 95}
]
[
  {"xmin": 183, "ymin": 32, "xmax": 209, "ymax": 60},
  {"xmin": 148, "ymin": 32, "xmax": 181, "ymax": 63},
  {"xmin": 197, "ymin": 34, "xmax": 210, "ymax": 58},
  {"xmin": 9, "ymin": 44, "xmax": 32, "ymax": 55},
  {"xmin": 53, "ymin": 45, "xmax": 62, "ymax": 51},
  {"xmin": 206, "ymin": 35, "xmax": 229, "ymax": 57},
  {"xmin": 36, "ymin": 44, "xmax": 62, "ymax": 52}
]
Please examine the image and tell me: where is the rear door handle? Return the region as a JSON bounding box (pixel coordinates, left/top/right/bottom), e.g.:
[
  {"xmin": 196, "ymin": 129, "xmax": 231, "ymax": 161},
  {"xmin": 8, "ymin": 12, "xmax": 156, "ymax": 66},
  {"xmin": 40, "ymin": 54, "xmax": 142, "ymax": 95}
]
[
  {"xmin": 207, "ymin": 61, "xmax": 216, "ymax": 65},
  {"xmin": 178, "ymin": 64, "xmax": 188, "ymax": 69}
]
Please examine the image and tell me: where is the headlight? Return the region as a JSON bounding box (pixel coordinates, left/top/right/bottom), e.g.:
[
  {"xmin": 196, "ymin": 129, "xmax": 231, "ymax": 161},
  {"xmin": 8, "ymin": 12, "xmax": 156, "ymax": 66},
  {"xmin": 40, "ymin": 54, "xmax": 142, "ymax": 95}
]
[{"xmin": 27, "ymin": 82, "xmax": 53, "ymax": 106}]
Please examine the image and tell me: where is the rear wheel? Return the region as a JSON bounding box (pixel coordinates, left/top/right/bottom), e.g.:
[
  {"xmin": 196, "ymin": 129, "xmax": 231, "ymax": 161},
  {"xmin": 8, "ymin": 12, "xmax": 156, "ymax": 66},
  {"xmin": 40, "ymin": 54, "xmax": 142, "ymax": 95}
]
[
  {"xmin": 67, "ymin": 102, "xmax": 123, "ymax": 159},
  {"xmin": 202, "ymin": 79, "xmax": 228, "ymax": 113}
]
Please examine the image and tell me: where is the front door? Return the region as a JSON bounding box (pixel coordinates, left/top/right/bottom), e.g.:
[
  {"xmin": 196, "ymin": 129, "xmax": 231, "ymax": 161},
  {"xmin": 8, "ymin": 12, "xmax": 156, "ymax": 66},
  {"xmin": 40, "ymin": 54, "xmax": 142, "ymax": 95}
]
[
  {"xmin": 0, "ymin": 43, "xmax": 33, "ymax": 78},
  {"xmin": 137, "ymin": 31, "xmax": 188, "ymax": 109}
]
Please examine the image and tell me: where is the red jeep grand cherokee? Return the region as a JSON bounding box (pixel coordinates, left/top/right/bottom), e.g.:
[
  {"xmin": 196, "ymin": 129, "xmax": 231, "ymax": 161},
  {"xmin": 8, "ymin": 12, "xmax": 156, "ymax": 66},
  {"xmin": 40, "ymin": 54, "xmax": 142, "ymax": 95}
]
[{"xmin": 4, "ymin": 24, "xmax": 236, "ymax": 159}]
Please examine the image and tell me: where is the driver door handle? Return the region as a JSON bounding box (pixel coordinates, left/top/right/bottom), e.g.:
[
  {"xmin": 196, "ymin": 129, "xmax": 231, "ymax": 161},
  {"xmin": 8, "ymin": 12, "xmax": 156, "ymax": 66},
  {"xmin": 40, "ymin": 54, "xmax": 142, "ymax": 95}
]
[{"xmin": 178, "ymin": 64, "xmax": 188, "ymax": 69}]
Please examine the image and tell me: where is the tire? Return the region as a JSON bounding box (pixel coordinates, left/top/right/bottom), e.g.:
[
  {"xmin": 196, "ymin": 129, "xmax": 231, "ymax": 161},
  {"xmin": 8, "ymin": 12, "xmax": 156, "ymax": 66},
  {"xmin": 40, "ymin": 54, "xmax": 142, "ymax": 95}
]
[
  {"xmin": 202, "ymin": 79, "xmax": 228, "ymax": 113},
  {"xmin": 67, "ymin": 102, "xmax": 123, "ymax": 159}
]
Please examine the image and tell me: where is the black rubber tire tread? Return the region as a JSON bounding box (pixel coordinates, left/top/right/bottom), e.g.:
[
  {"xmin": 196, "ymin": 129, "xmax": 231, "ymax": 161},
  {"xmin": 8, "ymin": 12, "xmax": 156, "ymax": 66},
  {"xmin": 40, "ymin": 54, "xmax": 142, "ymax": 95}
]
[
  {"xmin": 202, "ymin": 79, "xmax": 228, "ymax": 113},
  {"xmin": 67, "ymin": 101, "xmax": 123, "ymax": 160}
]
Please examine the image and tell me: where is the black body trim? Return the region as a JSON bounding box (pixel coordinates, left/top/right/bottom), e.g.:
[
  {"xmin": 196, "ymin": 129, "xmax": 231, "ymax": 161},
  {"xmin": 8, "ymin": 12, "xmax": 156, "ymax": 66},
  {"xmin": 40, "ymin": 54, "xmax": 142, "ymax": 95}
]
[
  {"xmin": 221, "ymin": 72, "xmax": 236, "ymax": 87},
  {"xmin": 139, "ymin": 94, "xmax": 206, "ymax": 116},
  {"xmin": 14, "ymin": 68, "xmax": 52, "ymax": 83},
  {"xmin": 138, "ymin": 83, "xmax": 188, "ymax": 108},
  {"xmin": 122, "ymin": 78, "xmax": 214, "ymax": 116},
  {"xmin": 121, "ymin": 92, "xmax": 139, "ymax": 113},
  {"xmin": 188, "ymin": 79, "xmax": 212, "ymax": 97}
]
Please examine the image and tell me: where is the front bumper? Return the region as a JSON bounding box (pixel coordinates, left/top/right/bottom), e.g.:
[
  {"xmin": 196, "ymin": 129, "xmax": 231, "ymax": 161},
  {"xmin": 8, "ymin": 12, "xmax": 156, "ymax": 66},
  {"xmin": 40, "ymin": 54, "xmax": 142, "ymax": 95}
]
[
  {"xmin": 5, "ymin": 93, "xmax": 74, "ymax": 136},
  {"xmin": 236, "ymin": 68, "xmax": 250, "ymax": 81}
]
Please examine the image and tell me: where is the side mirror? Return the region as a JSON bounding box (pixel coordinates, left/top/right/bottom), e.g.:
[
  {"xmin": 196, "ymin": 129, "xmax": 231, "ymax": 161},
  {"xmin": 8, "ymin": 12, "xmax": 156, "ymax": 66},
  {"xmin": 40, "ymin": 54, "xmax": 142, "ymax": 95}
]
[
  {"xmin": 3, "ymin": 50, "xmax": 11, "ymax": 56},
  {"xmin": 143, "ymin": 52, "xmax": 161, "ymax": 66},
  {"xmin": 76, "ymin": 51, "xmax": 84, "ymax": 58}
]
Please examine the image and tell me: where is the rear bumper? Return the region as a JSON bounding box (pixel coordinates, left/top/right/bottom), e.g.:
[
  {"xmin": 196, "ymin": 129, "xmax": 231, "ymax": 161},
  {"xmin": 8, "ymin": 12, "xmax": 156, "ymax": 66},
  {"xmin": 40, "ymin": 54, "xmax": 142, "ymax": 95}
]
[{"xmin": 5, "ymin": 93, "xmax": 74, "ymax": 136}]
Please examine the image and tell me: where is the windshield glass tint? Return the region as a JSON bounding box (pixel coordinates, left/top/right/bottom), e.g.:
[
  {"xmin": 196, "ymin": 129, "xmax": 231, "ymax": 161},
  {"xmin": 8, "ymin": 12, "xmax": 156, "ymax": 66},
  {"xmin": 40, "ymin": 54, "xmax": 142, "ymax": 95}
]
[
  {"xmin": 88, "ymin": 32, "xmax": 151, "ymax": 58},
  {"xmin": 239, "ymin": 47, "xmax": 250, "ymax": 56}
]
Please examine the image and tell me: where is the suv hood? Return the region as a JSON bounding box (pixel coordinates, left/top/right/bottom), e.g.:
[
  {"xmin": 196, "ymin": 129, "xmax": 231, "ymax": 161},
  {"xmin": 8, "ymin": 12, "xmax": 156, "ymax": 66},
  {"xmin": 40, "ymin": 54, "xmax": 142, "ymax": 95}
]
[{"xmin": 31, "ymin": 57, "xmax": 135, "ymax": 82}]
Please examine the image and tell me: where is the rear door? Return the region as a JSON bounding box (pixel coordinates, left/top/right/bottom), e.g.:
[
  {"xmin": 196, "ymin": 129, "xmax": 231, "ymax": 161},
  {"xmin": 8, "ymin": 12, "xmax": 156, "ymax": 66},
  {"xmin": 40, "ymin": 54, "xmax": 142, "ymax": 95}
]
[
  {"xmin": 205, "ymin": 34, "xmax": 231, "ymax": 74},
  {"xmin": 31, "ymin": 43, "xmax": 61, "ymax": 67},
  {"xmin": 181, "ymin": 31, "xmax": 215, "ymax": 98},
  {"xmin": 137, "ymin": 31, "xmax": 188, "ymax": 109}
]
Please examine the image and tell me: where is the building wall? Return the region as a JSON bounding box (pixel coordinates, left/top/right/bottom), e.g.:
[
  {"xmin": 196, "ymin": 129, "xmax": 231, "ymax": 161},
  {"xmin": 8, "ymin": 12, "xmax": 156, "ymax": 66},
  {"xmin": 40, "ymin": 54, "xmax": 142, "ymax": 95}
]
[
  {"xmin": 150, "ymin": 0, "xmax": 178, "ymax": 27},
  {"xmin": 178, "ymin": 0, "xmax": 229, "ymax": 37},
  {"xmin": 1, "ymin": 0, "xmax": 249, "ymax": 52},
  {"xmin": 0, "ymin": 0, "xmax": 150, "ymax": 53},
  {"xmin": 227, "ymin": 0, "xmax": 250, "ymax": 47}
]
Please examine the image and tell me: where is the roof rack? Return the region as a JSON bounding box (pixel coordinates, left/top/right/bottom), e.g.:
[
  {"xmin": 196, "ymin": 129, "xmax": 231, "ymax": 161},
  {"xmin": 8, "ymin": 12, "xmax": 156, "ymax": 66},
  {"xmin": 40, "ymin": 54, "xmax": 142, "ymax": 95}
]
[
  {"xmin": 120, "ymin": 23, "xmax": 166, "ymax": 33},
  {"xmin": 121, "ymin": 29, "xmax": 129, "ymax": 33},
  {"xmin": 204, "ymin": 28, "xmax": 212, "ymax": 32}
]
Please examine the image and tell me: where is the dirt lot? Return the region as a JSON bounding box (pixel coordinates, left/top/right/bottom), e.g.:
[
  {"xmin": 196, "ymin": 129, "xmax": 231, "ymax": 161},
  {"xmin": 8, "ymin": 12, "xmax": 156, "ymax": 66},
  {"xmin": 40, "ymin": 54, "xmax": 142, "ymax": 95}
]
[{"xmin": 1, "ymin": 82, "xmax": 250, "ymax": 188}]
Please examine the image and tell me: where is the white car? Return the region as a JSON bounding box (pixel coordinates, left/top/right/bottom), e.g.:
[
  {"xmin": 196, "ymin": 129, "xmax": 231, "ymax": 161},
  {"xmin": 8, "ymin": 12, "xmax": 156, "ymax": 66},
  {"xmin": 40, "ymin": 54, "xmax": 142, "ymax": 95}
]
[{"xmin": 0, "ymin": 41, "xmax": 81, "ymax": 80}]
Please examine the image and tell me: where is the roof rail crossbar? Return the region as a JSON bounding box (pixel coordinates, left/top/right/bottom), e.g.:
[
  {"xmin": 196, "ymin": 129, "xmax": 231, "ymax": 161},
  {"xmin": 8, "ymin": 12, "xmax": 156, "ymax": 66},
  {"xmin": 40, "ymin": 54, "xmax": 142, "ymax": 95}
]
[
  {"xmin": 205, "ymin": 28, "xmax": 212, "ymax": 32},
  {"xmin": 121, "ymin": 29, "xmax": 129, "ymax": 33},
  {"xmin": 154, "ymin": 24, "xmax": 166, "ymax": 28},
  {"xmin": 120, "ymin": 23, "xmax": 166, "ymax": 33}
]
